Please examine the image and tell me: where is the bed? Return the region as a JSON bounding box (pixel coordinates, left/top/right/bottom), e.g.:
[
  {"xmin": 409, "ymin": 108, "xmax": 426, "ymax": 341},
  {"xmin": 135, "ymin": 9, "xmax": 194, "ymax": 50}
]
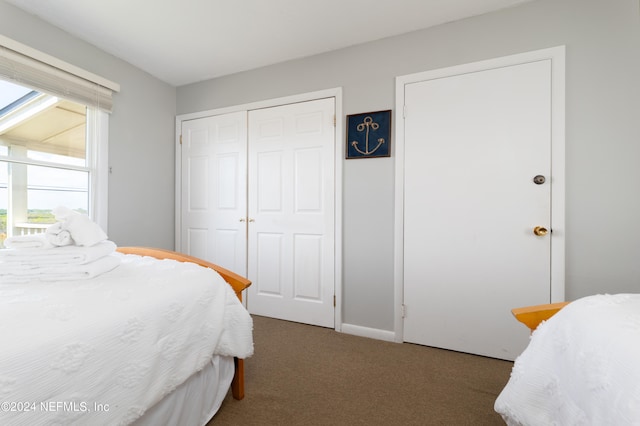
[
  {"xmin": 494, "ymin": 293, "xmax": 640, "ymax": 425},
  {"xmin": 0, "ymin": 246, "xmax": 253, "ymax": 426}
]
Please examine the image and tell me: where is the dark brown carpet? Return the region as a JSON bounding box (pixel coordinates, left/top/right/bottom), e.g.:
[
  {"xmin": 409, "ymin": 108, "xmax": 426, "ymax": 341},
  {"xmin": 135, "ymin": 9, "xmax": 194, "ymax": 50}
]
[{"xmin": 209, "ymin": 315, "xmax": 512, "ymax": 425}]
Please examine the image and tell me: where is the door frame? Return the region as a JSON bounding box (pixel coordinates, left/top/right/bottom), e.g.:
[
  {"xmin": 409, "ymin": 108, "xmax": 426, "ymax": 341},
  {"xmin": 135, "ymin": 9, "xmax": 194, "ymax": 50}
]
[
  {"xmin": 175, "ymin": 87, "xmax": 344, "ymax": 330},
  {"xmin": 393, "ymin": 47, "xmax": 565, "ymax": 342}
]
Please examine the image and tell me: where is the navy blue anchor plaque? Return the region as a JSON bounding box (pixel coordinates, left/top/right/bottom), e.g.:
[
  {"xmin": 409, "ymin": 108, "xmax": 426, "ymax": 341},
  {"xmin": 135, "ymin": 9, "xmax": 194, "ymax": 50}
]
[{"xmin": 346, "ymin": 110, "xmax": 391, "ymax": 159}]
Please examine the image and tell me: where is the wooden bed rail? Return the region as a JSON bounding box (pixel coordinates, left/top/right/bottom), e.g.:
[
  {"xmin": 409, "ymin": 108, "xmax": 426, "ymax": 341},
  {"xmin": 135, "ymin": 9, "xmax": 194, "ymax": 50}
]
[
  {"xmin": 511, "ymin": 301, "xmax": 570, "ymax": 333},
  {"xmin": 116, "ymin": 247, "xmax": 252, "ymax": 400}
]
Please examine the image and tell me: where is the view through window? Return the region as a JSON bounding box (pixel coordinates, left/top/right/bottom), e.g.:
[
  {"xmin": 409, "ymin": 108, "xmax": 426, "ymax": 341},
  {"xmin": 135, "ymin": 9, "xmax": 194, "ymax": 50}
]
[{"xmin": 0, "ymin": 79, "xmax": 90, "ymax": 248}]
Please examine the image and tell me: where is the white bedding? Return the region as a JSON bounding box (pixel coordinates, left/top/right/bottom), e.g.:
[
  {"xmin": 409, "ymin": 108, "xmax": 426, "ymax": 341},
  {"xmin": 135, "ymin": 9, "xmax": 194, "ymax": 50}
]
[
  {"xmin": 0, "ymin": 252, "xmax": 253, "ymax": 426},
  {"xmin": 133, "ymin": 355, "xmax": 234, "ymax": 426},
  {"xmin": 495, "ymin": 293, "xmax": 640, "ymax": 425}
]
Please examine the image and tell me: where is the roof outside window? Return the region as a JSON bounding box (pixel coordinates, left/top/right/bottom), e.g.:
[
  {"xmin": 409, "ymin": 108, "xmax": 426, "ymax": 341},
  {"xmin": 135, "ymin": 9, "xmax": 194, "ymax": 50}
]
[{"xmin": 0, "ymin": 80, "xmax": 35, "ymax": 115}]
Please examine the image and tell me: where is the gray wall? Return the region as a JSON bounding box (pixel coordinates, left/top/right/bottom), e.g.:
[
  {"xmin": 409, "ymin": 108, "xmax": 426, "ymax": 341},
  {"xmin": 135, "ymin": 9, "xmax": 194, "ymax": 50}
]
[
  {"xmin": 178, "ymin": 0, "xmax": 640, "ymax": 332},
  {"xmin": 0, "ymin": 0, "xmax": 177, "ymax": 250}
]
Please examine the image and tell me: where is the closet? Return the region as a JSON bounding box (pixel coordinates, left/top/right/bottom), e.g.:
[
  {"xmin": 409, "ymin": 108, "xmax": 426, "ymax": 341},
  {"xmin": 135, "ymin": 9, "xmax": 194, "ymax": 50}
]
[{"xmin": 179, "ymin": 97, "xmax": 336, "ymax": 328}]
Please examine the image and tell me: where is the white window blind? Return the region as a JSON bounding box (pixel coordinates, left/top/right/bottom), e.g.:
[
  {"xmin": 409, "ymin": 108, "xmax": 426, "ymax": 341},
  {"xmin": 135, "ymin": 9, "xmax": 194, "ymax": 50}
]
[{"xmin": 0, "ymin": 37, "xmax": 118, "ymax": 113}]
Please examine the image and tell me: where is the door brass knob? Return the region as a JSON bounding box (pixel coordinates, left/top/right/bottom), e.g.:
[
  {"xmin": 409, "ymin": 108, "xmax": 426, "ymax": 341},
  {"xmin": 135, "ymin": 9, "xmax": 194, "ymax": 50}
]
[{"xmin": 533, "ymin": 226, "xmax": 548, "ymax": 236}]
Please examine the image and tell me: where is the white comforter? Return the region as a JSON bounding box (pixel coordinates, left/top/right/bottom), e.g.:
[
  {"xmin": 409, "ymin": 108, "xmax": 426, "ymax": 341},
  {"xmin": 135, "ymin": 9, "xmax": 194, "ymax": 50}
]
[
  {"xmin": 495, "ymin": 293, "xmax": 640, "ymax": 425},
  {"xmin": 0, "ymin": 252, "xmax": 253, "ymax": 426}
]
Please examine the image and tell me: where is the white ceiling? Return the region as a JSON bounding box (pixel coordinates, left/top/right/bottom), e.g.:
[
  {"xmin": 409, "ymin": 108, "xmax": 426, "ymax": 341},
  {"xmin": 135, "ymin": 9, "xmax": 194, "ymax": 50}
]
[{"xmin": 7, "ymin": 0, "xmax": 532, "ymax": 87}]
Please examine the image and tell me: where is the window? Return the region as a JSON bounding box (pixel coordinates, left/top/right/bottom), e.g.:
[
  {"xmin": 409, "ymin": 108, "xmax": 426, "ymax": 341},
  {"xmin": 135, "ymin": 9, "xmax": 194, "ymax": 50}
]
[
  {"xmin": 0, "ymin": 80, "xmax": 103, "ymax": 248},
  {"xmin": 0, "ymin": 35, "xmax": 118, "ymax": 248}
]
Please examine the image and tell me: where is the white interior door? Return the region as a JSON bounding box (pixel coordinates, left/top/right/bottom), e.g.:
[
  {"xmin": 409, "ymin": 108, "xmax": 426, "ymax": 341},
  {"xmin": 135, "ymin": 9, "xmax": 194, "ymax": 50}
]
[
  {"xmin": 180, "ymin": 111, "xmax": 247, "ymax": 276},
  {"xmin": 246, "ymin": 98, "xmax": 335, "ymax": 328},
  {"xmin": 402, "ymin": 59, "xmax": 555, "ymax": 360}
]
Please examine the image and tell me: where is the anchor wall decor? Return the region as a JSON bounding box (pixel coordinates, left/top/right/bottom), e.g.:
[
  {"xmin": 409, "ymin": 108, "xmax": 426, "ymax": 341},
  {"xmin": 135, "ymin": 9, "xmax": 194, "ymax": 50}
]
[{"xmin": 346, "ymin": 110, "xmax": 391, "ymax": 159}]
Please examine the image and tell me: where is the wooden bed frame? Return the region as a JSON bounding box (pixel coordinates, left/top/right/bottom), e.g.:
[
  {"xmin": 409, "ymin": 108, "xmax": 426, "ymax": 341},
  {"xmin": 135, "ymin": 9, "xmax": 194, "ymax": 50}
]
[
  {"xmin": 116, "ymin": 246, "xmax": 252, "ymax": 400},
  {"xmin": 511, "ymin": 301, "xmax": 570, "ymax": 332}
]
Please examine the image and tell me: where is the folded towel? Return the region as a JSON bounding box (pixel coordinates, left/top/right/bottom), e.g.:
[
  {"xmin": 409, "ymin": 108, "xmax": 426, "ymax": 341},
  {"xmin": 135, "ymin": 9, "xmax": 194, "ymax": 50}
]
[
  {"xmin": 4, "ymin": 234, "xmax": 52, "ymax": 250},
  {"xmin": 45, "ymin": 222, "xmax": 74, "ymax": 247},
  {"xmin": 4, "ymin": 207, "xmax": 106, "ymax": 250},
  {"xmin": 0, "ymin": 254, "xmax": 121, "ymax": 283},
  {"xmin": 52, "ymin": 206, "xmax": 108, "ymax": 247},
  {"xmin": 0, "ymin": 240, "xmax": 117, "ymax": 266}
]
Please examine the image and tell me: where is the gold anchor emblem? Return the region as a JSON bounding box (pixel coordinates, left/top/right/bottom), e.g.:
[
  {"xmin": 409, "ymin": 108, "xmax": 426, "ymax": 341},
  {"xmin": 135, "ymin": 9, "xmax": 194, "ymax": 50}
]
[{"xmin": 351, "ymin": 116, "xmax": 385, "ymax": 156}]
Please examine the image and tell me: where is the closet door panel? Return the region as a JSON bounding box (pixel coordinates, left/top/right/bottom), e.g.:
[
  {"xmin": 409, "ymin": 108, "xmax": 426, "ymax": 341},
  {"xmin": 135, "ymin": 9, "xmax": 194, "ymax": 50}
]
[
  {"xmin": 247, "ymin": 98, "xmax": 335, "ymax": 327},
  {"xmin": 180, "ymin": 111, "xmax": 247, "ymax": 276}
]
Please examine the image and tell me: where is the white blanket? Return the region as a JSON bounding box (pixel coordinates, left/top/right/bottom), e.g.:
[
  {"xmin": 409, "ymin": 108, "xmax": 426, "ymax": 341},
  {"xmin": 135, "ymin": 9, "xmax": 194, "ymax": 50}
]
[
  {"xmin": 0, "ymin": 253, "xmax": 253, "ymax": 426},
  {"xmin": 0, "ymin": 240, "xmax": 116, "ymax": 266},
  {"xmin": 495, "ymin": 293, "xmax": 640, "ymax": 425},
  {"xmin": 0, "ymin": 254, "xmax": 121, "ymax": 283}
]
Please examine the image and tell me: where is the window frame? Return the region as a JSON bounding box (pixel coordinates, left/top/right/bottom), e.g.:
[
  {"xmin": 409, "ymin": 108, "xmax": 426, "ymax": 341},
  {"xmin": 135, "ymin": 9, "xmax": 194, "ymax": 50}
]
[
  {"xmin": 0, "ymin": 34, "xmax": 116, "ymax": 237},
  {"xmin": 0, "ymin": 94, "xmax": 109, "ymax": 237}
]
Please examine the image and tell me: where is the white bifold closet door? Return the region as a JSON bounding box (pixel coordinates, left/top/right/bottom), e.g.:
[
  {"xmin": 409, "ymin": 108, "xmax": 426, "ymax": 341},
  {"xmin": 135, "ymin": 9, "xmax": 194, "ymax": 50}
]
[
  {"xmin": 247, "ymin": 98, "xmax": 335, "ymax": 328},
  {"xmin": 180, "ymin": 98, "xmax": 336, "ymax": 328},
  {"xmin": 180, "ymin": 111, "xmax": 248, "ymax": 277}
]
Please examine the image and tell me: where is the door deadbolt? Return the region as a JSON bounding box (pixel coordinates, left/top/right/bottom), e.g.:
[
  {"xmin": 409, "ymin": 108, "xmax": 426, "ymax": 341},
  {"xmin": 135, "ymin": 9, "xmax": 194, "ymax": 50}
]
[{"xmin": 533, "ymin": 175, "xmax": 546, "ymax": 185}]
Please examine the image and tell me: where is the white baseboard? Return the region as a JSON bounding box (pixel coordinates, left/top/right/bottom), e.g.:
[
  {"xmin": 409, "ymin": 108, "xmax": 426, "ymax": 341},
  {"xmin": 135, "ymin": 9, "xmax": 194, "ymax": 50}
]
[{"xmin": 340, "ymin": 323, "xmax": 396, "ymax": 342}]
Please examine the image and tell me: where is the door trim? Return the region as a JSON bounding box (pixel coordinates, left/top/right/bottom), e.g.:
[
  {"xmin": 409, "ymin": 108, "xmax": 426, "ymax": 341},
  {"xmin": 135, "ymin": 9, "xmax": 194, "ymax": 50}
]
[
  {"xmin": 175, "ymin": 87, "xmax": 344, "ymax": 331},
  {"xmin": 393, "ymin": 47, "xmax": 565, "ymax": 342}
]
